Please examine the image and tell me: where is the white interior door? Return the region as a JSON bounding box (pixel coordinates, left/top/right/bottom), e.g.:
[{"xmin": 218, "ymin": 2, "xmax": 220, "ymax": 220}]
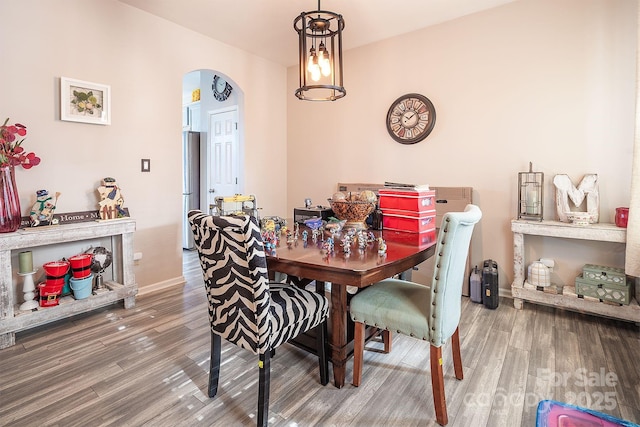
[{"xmin": 208, "ymin": 108, "xmax": 239, "ymax": 210}]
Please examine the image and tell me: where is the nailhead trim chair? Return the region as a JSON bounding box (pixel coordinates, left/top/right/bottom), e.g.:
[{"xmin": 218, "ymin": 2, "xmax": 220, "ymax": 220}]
[
  {"xmin": 350, "ymin": 204, "xmax": 482, "ymax": 426},
  {"xmin": 189, "ymin": 211, "xmax": 329, "ymax": 427}
]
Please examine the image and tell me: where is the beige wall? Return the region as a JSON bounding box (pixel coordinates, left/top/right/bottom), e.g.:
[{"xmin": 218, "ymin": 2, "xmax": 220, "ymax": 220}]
[
  {"xmin": 287, "ymin": 0, "xmax": 637, "ymax": 290},
  {"xmin": 0, "ymin": 0, "xmax": 288, "ymax": 291}
]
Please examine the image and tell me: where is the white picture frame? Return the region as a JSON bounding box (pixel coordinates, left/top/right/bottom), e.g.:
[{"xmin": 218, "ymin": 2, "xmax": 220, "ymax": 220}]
[{"xmin": 60, "ymin": 77, "xmax": 111, "ymax": 125}]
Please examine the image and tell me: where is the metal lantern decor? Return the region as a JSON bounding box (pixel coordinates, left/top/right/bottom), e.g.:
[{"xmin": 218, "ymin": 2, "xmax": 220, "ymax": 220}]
[
  {"xmin": 518, "ymin": 162, "xmax": 544, "ymax": 221},
  {"xmin": 294, "ymin": 0, "xmax": 346, "ymax": 101}
]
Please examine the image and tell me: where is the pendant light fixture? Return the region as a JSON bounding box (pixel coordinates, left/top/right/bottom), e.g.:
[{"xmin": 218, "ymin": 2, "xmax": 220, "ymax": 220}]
[{"xmin": 294, "ymin": 0, "xmax": 346, "ymax": 101}]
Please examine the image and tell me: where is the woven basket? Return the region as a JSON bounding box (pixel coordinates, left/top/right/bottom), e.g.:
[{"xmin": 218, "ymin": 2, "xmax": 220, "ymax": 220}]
[{"xmin": 328, "ymin": 199, "xmax": 375, "ymax": 230}]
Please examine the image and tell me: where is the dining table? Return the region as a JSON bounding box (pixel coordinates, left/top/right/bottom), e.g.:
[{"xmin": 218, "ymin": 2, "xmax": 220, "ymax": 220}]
[{"xmin": 265, "ymin": 224, "xmax": 437, "ymax": 388}]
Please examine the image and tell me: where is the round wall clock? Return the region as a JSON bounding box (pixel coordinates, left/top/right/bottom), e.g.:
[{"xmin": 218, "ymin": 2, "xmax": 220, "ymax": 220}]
[
  {"xmin": 212, "ymin": 75, "xmax": 233, "ymax": 101},
  {"xmin": 386, "ymin": 93, "xmax": 436, "ymax": 144}
]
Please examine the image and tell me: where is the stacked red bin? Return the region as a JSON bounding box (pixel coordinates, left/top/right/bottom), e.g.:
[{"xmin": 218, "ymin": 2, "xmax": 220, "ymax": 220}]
[
  {"xmin": 379, "ymin": 188, "xmax": 437, "ymax": 234},
  {"xmin": 40, "ymin": 261, "xmax": 70, "ymax": 307}
]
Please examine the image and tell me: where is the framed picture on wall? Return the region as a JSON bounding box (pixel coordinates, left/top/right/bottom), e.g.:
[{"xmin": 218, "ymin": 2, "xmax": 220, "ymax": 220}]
[{"xmin": 60, "ymin": 77, "xmax": 111, "ymax": 125}]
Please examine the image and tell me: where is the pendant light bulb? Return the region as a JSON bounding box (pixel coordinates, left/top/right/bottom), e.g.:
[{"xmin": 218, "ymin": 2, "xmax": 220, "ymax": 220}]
[
  {"xmin": 307, "ymin": 47, "xmax": 316, "ymax": 73},
  {"xmin": 308, "ymin": 47, "xmax": 321, "ymax": 81},
  {"xmin": 311, "ymin": 65, "xmax": 321, "ymax": 81},
  {"xmin": 318, "ymin": 41, "xmax": 331, "ymax": 76}
]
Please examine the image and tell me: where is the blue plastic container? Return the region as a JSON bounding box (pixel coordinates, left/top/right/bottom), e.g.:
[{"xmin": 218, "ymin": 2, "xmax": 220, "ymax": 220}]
[
  {"xmin": 69, "ymin": 274, "xmax": 93, "ymax": 299},
  {"xmin": 62, "ymin": 271, "xmax": 72, "ymax": 296}
]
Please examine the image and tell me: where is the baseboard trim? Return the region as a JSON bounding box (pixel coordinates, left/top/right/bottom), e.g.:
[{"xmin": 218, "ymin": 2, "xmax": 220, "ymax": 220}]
[
  {"xmin": 500, "ymin": 287, "xmax": 513, "ymax": 299},
  {"xmin": 464, "ymin": 287, "xmax": 513, "ymax": 300},
  {"xmin": 137, "ymin": 276, "xmax": 186, "ymax": 296}
]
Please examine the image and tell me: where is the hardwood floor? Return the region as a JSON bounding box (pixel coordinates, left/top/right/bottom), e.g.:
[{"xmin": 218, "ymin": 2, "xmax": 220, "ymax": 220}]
[{"xmin": 1, "ymin": 251, "xmax": 639, "ymax": 426}]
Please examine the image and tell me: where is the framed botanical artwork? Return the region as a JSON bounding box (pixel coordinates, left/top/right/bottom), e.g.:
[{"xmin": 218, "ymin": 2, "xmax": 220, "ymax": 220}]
[{"xmin": 60, "ymin": 77, "xmax": 111, "ymax": 125}]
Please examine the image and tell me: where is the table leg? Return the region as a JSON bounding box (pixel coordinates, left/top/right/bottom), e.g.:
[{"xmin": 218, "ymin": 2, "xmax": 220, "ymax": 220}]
[{"xmin": 329, "ymin": 282, "xmax": 348, "ymax": 388}]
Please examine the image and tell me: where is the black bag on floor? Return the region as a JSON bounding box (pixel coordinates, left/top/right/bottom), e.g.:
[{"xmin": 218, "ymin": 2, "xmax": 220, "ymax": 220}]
[{"xmin": 482, "ymin": 259, "xmax": 499, "ymax": 309}]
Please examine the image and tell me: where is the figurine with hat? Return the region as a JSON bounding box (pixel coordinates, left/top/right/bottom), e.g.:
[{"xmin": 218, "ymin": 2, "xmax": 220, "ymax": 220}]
[
  {"xmin": 97, "ymin": 177, "xmax": 127, "ymax": 220},
  {"xmin": 29, "ymin": 189, "xmax": 61, "ymax": 227}
]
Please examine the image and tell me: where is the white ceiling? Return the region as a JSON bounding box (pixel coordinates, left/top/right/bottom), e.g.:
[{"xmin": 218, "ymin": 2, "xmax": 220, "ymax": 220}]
[{"xmin": 118, "ymin": 0, "xmax": 517, "ymax": 67}]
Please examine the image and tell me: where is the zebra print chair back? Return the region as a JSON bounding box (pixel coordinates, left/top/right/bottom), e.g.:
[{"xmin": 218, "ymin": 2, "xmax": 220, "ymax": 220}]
[
  {"xmin": 188, "ymin": 211, "xmax": 271, "ymax": 355},
  {"xmin": 189, "ymin": 210, "xmax": 329, "ymax": 426}
]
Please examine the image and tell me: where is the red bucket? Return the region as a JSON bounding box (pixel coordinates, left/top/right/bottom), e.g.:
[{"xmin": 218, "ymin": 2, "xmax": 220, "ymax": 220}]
[
  {"xmin": 46, "ymin": 276, "xmax": 65, "ymax": 286},
  {"xmin": 68, "ymin": 254, "xmax": 93, "ymax": 279},
  {"xmin": 38, "ymin": 282, "xmax": 64, "ymax": 307},
  {"xmin": 43, "ymin": 260, "xmax": 70, "ymax": 280}
]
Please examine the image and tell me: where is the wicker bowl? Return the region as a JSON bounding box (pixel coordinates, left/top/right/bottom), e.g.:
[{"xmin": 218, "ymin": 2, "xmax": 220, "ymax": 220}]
[{"xmin": 328, "ymin": 199, "xmax": 375, "ymax": 231}]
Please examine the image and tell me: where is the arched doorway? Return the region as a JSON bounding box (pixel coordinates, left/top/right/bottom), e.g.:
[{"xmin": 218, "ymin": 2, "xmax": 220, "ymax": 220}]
[{"xmin": 181, "ymin": 69, "xmax": 244, "ymax": 251}]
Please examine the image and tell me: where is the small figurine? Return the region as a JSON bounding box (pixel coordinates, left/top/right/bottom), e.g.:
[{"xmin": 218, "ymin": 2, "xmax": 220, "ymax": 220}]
[
  {"xmin": 263, "ymin": 231, "xmax": 277, "ymax": 253},
  {"xmin": 341, "ymin": 237, "xmax": 351, "ymax": 256},
  {"xmin": 357, "ymin": 232, "xmax": 368, "ymax": 250},
  {"xmin": 97, "ymin": 177, "xmax": 127, "ymax": 220},
  {"xmin": 30, "ymin": 190, "xmax": 60, "ymax": 227},
  {"xmin": 302, "ymin": 230, "xmax": 308, "ymax": 243},
  {"xmin": 267, "ymin": 230, "xmax": 279, "ymax": 247},
  {"xmin": 263, "ymin": 219, "xmax": 276, "ymax": 233},
  {"xmin": 377, "ymin": 237, "xmax": 387, "ymax": 256},
  {"xmin": 323, "ymin": 237, "xmax": 334, "ymax": 254}
]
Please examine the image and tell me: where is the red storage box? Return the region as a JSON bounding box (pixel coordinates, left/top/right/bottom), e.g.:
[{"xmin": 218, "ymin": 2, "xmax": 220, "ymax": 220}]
[
  {"xmin": 379, "ymin": 189, "xmax": 436, "ymax": 212},
  {"xmin": 382, "ymin": 209, "xmax": 436, "ymax": 233}
]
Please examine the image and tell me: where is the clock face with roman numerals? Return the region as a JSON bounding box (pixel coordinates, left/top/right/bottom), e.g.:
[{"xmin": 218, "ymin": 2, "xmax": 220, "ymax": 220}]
[{"xmin": 386, "ymin": 93, "xmax": 436, "ymax": 144}]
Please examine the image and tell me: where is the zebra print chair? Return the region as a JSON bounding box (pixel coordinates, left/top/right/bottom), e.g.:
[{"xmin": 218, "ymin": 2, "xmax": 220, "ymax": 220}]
[{"xmin": 188, "ymin": 211, "xmax": 329, "ymax": 427}]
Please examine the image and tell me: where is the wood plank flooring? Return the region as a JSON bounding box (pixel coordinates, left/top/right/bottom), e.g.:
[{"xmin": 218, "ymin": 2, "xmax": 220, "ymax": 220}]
[{"xmin": 1, "ymin": 251, "xmax": 638, "ymax": 426}]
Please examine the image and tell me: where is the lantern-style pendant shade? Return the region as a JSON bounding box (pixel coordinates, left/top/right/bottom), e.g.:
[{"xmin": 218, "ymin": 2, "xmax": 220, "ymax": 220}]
[
  {"xmin": 294, "ymin": 1, "xmax": 346, "ymax": 101},
  {"xmin": 518, "ymin": 162, "xmax": 544, "ymax": 221}
]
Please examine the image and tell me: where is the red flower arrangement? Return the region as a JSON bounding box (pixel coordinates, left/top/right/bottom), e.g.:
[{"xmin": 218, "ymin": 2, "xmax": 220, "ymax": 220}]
[{"xmin": 0, "ymin": 118, "xmax": 41, "ymax": 169}]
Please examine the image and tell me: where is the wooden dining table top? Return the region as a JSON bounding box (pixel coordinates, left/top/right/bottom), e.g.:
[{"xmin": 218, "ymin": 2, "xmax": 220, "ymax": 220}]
[{"xmin": 265, "ymin": 226, "xmax": 437, "ymax": 287}]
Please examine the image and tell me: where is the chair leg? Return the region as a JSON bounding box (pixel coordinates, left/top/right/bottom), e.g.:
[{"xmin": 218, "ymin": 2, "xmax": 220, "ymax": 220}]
[
  {"xmin": 430, "ymin": 344, "xmax": 448, "ymax": 426},
  {"xmin": 352, "ymin": 321, "xmax": 365, "ymax": 387},
  {"xmin": 209, "ymin": 331, "xmax": 221, "ymax": 398},
  {"xmin": 257, "ymin": 352, "xmax": 271, "ymax": 427},
  {"xmin": 382, "ymin": 329, "xmax": 392, "ymax": 353},
  {"xmin": 316, "ymin": 321, "xmax": 329, "ymax": 386},
  {"xmin": 452, "ymin": 327, "xmax": 463, "ymax": 380}
]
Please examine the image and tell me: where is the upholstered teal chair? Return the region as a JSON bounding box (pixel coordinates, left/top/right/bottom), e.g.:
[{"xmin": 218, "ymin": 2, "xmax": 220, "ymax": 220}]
[
  {"xmin": 350, "ymin": 204, "xmax": 482, "ymax": 426},
  {"xmin": 189, "ymin": 211, "xmax": 329, "ymax": 427}
]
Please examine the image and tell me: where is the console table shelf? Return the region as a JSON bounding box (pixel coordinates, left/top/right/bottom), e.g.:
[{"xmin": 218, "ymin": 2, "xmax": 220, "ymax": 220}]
[
  {"xmin": 0, "ymin": 219, "xmax": 137, "ymax": 348},
  {"xmin": 511, "ymin": 219, "xmax": 639, "ymax": 323}
]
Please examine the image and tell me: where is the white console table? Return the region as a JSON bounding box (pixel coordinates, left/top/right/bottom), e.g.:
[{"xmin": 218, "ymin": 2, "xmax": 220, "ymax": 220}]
[
  {"xmin": 0, "ymin": 219, "xmax": 137, "ymax": 348},
  {"xmin": 511, "ymin": 219, "xmax": 639, "ymax": 322}
]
